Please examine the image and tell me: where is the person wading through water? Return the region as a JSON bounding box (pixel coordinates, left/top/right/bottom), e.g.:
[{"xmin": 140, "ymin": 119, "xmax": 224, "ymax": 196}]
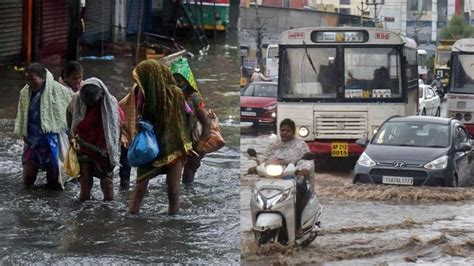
[
  {"xmin": 171, "ymin": 57, "xmax": 211, "ymax": 184},
  {"xmin": 67, "ymin": 78, "xmax": 120, "ymax": 201},
  {"xmin": 15, "ymin": 63, "xmax": 73, "ymax": 190},
  {"xmin": 128, "ymin": 59, "xmax": 192, "ymax": 215}
]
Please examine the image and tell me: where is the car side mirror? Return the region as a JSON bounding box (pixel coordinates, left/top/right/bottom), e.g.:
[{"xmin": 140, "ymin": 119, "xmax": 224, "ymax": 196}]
[
  {"xmin": 355, "ymin": 138, "xmax": 368, "ymax": 147},
  {"xmin": 457, "ymin": 143, "xmax": 472, "ymax": 152},
  {"xmin": 426, "ymin": 94, "xmax": 432, "ymax": 99}
]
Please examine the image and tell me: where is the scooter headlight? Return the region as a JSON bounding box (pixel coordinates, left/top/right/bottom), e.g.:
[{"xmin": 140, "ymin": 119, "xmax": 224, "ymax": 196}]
[{"xmin": 265, "ymin": 164, "xmax": 284, "ymax": 176}]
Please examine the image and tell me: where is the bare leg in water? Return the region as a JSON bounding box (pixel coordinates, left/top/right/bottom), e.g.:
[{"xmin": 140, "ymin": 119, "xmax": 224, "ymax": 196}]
[
  {"xmin": 23, "ymin": 163, "xmax": 38, "ymax": 188},
  {"xmin": 167, "ymin": 159, "xmax": 183, "ymax": 215},
  {"xmin": 79, "ymin": 162, "xmax": 94, "ymax": 201},
  {"xmin": 129, "ymin": 159, "xmax": 184, "ymax": 215},
  {"xmin": 128, "ymin": 178, "xmax": 149, "ymax": 215},
  {"xmin": 100, "ymin": 176, "xmax": 114, "ymax": 201}
]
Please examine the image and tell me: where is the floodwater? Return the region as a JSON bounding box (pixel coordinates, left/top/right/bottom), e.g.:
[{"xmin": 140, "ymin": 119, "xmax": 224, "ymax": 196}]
[
  {"xmin": 240, "ymin": 126, "xmax": 474, "ymax": 264},
  {"xmin": 0, "ymin": 36, "xmax": 240, "ymax": 264}
]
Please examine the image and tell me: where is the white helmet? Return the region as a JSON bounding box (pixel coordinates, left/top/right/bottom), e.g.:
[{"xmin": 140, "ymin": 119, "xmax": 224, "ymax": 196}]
[{"xmin": 254, "ymin": 67, "xmax": 261, "ymax": 72}]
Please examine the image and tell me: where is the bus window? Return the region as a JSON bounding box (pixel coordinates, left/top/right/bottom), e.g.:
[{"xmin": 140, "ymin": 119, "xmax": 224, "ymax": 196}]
[
  {"xmin": 344, "ymin": 48, "xmax": 401, "ymax": 98},
  {"xmin": 450, "ymin": 54, "xmax": 474, "ymax": 93},
  {"xmin": 280, "ymin": 47, "xmax": 337, "ymax": 98},
  {"xmin": 436, "ymin": 51, "xmax": 451, "ymax": 65},
  {"xmin": 265, "ymin": 45, "xmax": 279, "ymax": 78}
]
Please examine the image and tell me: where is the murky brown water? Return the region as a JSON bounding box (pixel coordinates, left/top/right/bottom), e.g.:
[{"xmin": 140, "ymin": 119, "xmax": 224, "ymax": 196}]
[
  {"xmin": 240, "ymin": 126, "xmax": 474, "ymax": 264},
  {"xmin": 0, "ymin": 36, "xmax": 240, "ymax": 264}
]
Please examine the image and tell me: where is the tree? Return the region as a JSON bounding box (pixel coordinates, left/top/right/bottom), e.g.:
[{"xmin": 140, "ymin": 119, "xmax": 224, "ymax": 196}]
[{"xmin": 440, "ymin": 15, "xmax": 474, "ymax": 40}]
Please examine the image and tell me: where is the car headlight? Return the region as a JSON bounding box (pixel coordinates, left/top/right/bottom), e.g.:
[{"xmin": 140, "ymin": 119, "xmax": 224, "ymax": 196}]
[
  {"xmin": 265, "ymin": 164, "xmax": 283, "ymax": 176},
  {"xmin": 298, "ymin": 126, "xmax": 309, "ymax": 137},
  {"xmin": 269, "ymin": 189, "xmax": 291, "ymax": 207},
  {"xmin": 263, "ymin": 104, "xmax": 276, "ymax": 110},
  {"xmin": 357, "ymin": 152, "xmax": 376, "ymax": 167},
  {"xmin": 424, "ymin": 155, "xmax": 448, "ymax": 170}
]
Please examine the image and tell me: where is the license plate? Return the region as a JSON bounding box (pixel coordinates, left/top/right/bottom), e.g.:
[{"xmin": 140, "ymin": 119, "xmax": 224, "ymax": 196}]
[
  {"xmin": 331, "ymin": 142, "xmax": 348, "ymax": 157},
  {"xmin": 382, "ymin": 176, "xmax": 414, "ymax": 186},
  {"xmin": 241, "ymin": 111, "xmax": 256, "ymax": 116}
]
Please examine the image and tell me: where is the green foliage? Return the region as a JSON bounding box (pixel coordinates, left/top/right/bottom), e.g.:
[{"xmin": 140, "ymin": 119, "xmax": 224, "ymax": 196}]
[
  {"xmin": 440, "ymin": 15, "xmax": 474, "ymax": 40},
  {"xmin": 426, "ymin": 56, "xmax": 435, "ymax": 72}
]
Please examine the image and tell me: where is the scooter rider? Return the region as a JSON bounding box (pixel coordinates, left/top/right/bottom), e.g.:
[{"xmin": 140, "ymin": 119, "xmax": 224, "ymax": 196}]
[
  {"xmin": 431, "ymin": 75, "xmax": 443, "ymax": 90},
  {"xmin": 248, "ymin": 118, "xmax": 314, "ymax": 236}
]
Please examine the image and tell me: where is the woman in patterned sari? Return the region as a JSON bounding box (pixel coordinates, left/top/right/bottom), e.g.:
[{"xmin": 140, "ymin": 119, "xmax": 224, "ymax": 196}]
[
  {"xmin": 170, "ymin": 57, "xmax": 210, "ymax": 184},
  {"xmin": 128, "ymin": 59, "xmax": 192, "ymax": 215},
  {"xmin": 14, "ymin": 63, "xmax": 73, "ymax": 189},
  {"xmin": 68, "ymin": 78, "xmax": 120, "ymax": 201}
]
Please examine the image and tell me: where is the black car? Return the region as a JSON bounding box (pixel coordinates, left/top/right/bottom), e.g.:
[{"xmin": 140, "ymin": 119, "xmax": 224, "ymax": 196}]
[{"xmin": 353, "ymin": 116, "xmax": 473, "ymax": 187}]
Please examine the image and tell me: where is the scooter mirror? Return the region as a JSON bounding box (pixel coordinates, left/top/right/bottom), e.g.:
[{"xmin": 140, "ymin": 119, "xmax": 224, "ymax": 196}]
[
  {"xmin": 247, "ymin": 148, "xmax": 257, "ymax": 157},
  {"xmin": 301, "ymin": 152, "xmax": 316, "ymax": 160}
]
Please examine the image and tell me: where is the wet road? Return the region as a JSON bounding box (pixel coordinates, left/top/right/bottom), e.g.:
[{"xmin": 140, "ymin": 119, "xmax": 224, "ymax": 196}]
[
  {"xmin": 0, "ymin": 36, "xmax": 240, "ymax": 264},
  {"xmin": 240, "ymin": 126, "xmax": 474, "ymax": 264}
]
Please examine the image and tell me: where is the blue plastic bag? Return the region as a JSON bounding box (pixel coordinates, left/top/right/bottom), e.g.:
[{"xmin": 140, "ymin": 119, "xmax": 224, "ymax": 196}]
[{"xmin": 127, "ymin": 120, "xmax": 160, "ymax": 167}]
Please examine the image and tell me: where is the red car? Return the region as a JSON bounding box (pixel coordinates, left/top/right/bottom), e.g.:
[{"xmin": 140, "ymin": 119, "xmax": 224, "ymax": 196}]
[{"xmin": 240, "ymin": 81, "xmax": 277, "ymax": 125}]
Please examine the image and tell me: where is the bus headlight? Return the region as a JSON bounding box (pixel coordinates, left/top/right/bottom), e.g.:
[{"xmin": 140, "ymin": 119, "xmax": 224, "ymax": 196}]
[{"xmin": 298, "ymin": 126, "xmax": 309, "ymax": 137}]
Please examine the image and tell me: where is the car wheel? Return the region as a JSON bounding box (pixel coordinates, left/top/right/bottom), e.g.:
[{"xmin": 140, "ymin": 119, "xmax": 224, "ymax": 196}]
[
  {"xmin": 435, "ymin": 107, "xmax": 441, "ymax": 117},
  {"xmin": 421, "ymin": 108, "xmax": 426, "ymax": 116}
]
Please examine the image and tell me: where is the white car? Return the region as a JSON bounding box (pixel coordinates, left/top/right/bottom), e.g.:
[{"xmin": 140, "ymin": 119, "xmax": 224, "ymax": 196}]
[{"xmin": 419, "ymin": 84, "xmax": 441, "ymax": 116}]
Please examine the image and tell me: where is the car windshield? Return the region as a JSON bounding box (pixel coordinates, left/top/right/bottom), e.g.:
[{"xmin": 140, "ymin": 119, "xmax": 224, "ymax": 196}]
[
  {"xmin": 243, "ymin": 83, "xmax": 277, "ymax": 97},
  {"xmin": 372, "ymin": 121, "xmax": 450, "ymax": 147}
]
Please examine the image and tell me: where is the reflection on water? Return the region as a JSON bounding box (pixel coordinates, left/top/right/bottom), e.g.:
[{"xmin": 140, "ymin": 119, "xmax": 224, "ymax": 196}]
[
  {"xmin": 0, "ymin": 39, "xmax": 240, "ymax": 264},
  {"xmin": 241, "ymin": 132, "xmax": 474, "ymax": 264}
]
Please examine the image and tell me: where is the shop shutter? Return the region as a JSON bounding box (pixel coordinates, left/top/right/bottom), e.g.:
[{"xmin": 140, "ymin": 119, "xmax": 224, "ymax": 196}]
[
  {"xmin": 83, "ymin": 0, "xmax": 112, "ymax": 43},
  {"xmin": 40, "ymin": 0, "xmax": 69, "ymax": 59},
  {"xmin": 0, "ymin": 0, "xmax": 23, "ymax": 64}
]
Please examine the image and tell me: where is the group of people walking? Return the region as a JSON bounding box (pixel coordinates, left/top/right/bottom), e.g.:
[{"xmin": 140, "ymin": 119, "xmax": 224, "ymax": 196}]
[{"xmin": 15, "ymin": 58, "xmax": 211, "ymax": 215}]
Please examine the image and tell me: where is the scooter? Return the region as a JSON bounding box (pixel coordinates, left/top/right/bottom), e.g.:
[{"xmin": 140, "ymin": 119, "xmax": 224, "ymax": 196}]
[{"xmin": 247, "ymin": 148, "xmax": 323, "ymax": 247}]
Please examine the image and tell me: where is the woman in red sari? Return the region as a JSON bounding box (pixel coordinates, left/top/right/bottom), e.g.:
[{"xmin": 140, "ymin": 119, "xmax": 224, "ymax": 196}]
[{"xmin": 67, "ymin": 78, "xmax": 120, "ymax": 201}]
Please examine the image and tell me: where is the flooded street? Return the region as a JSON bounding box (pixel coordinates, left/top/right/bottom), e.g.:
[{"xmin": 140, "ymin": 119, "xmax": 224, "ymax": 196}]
[
  {"xmin": 240, "ymin": 126, "xmax": 474, "ymax": 264},
  {"xmin": 0, "ymin": 36, "xmax": 240, "ymax": 264}
]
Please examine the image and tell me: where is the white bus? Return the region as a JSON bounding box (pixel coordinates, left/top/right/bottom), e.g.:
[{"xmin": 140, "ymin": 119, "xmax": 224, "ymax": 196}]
[
  {"xmin": 277, "ymin": 27, "xmax": 418, "ymax": 165},
  {"xmin": 446, "ymin": 38, "xmax": 474, "ymax": 136},
  {"xmin": 265, "ymin": 44, "xmax": 279, "ymax": 79},
  {"xmin": 417, "ymin": 49, "xmax": 428, "ymax": 80}
]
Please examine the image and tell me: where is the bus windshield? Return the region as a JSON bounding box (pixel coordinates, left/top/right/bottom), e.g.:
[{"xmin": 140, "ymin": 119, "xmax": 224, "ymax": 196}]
[
  {"xmin": 436, "ymin": 50, "xmax": 451, "ymax": 65},
  {"xmin": 279, "ymin": 47, "xmax": 402, "ymax": 100},
  {"xmin": 450, "ymin": 54, "xmax": 474, "ymax": 93}
]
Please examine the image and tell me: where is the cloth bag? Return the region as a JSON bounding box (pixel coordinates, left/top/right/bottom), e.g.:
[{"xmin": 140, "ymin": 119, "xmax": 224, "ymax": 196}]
[
  {"xmin": 64, "ymin": 142, "xmax": 80, "ymax": 177},
  {"xmin": 195, "ymin": 109, "xmax": 225, "ymax": 154},
  {"xmin": 127, "ymin": 120, "xmax": 160, "ymax": 167}
]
